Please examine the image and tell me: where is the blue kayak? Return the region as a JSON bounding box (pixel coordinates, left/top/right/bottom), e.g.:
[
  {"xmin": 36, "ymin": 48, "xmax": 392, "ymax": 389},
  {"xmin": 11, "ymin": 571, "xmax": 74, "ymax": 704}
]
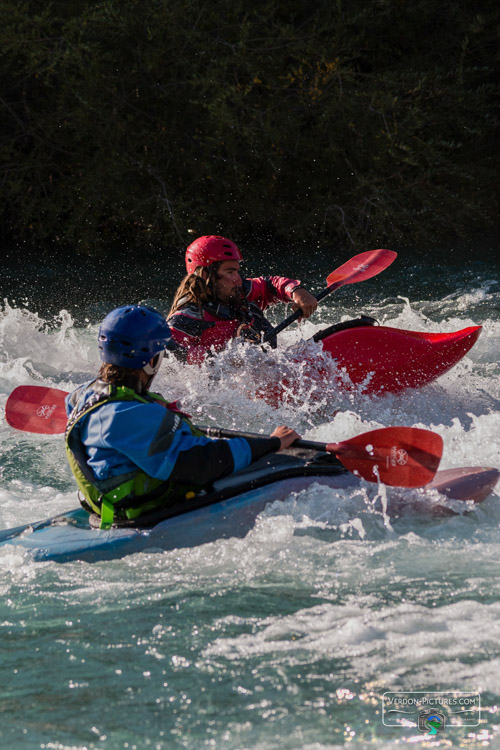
[{"xmin": 0, "ymin": 451, "xmax": 497, "ymax": 563}]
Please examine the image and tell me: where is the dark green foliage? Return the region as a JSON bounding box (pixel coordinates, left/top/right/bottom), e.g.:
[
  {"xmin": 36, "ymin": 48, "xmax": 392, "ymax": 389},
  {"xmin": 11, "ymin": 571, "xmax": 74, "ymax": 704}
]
[{"xmin": 0, "ymin": 0, "xmax": 498, "ymax": 253}]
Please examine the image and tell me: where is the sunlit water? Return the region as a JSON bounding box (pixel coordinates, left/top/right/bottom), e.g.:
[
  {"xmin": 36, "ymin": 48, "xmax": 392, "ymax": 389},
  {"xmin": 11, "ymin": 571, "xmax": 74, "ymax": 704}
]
[{"xmin": 1, "ymin": 255, "xmax": 499, "ymax": 749}]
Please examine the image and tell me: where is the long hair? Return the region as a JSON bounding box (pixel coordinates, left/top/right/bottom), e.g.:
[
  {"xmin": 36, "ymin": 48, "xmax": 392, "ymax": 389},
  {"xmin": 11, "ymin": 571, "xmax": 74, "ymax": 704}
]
[
  {"xmin": 168, "ymin": 264, "xmax": 221, "ymax": 317},
  {"xmin": 99, "ymin": 363, "xmax": 143, "ymax": 391}
]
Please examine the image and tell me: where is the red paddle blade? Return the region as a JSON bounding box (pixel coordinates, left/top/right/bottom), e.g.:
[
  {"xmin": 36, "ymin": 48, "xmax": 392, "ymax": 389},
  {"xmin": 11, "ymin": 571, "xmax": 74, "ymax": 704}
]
[
  {"xmin": 5, "ymin": 385, "xmax": 69, "ymax": 434},
  {"xmin": 326, "ymin": 249, "xmax": 397, "ymax": 287},
  {"xmin": 327, "ymin": 427, "xmax": 443, "ymax": 487}
]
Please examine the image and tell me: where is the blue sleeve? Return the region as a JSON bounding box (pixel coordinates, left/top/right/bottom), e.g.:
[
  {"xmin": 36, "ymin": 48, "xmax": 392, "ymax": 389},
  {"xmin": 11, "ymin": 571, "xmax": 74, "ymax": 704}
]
[
  {"xmin": 82, "ymin": 401, "xmax": 254, "ymax": 484},
  {"xmin": 228, "ymin": 439, "xmax": 252, "ymax": 473}
]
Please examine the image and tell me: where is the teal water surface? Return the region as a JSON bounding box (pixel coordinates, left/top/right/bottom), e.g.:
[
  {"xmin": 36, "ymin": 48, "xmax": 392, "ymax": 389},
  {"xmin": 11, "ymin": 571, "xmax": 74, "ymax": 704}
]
[{"xmin": 1, "ymin": 249, "xmax": 499, "ymax": 749}]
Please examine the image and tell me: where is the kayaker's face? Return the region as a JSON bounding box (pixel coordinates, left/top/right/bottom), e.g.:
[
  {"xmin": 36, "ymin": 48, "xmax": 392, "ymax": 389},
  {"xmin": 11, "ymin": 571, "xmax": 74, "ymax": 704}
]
[{"xmin": 215, "ymin": 261, "xmax": 243, "ymax": 303}]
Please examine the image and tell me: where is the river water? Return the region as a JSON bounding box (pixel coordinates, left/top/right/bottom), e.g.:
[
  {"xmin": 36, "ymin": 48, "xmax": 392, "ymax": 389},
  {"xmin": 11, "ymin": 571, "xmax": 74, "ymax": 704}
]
[{"xmin": 1, "ymin": 249, "xmax": 499, "ymax": 749}]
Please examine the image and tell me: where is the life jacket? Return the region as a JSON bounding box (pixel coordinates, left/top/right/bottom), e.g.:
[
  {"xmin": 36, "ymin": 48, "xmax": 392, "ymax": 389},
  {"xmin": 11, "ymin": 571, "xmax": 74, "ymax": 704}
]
[
  {"xmin": 65, "ymin": 380, "xmax": 202, "ymax": 529},
  {"xmin": 204, "ymin": 297, "xmax": 277, "ymax": 347},
  {"xmin": 174, "ymin": 279, "xmax": 277, "ymax": 349}
]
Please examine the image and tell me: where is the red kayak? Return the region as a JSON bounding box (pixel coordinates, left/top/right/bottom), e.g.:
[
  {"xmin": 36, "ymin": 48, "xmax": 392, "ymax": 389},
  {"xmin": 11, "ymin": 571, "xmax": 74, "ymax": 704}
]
[
  {"xmin": 319, "ymin": 321, "xmax": 482, "ymax": 393},
  {"xmin": 258, "ymin": 320, "xmax": 482, "ymax": 404}
]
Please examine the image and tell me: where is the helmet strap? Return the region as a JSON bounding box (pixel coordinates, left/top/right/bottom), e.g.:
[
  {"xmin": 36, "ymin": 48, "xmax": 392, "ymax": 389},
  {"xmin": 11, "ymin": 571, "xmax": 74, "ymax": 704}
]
[{"xmin": 143, "ymin": 350, "xmax": 165, "ymax": 377}]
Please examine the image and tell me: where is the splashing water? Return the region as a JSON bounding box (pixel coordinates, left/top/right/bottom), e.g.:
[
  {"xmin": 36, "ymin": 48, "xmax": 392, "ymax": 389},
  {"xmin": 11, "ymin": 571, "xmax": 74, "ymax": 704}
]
[{"xmin": 0, "ymin": 260, "xmax": 499, "ymax": 748}]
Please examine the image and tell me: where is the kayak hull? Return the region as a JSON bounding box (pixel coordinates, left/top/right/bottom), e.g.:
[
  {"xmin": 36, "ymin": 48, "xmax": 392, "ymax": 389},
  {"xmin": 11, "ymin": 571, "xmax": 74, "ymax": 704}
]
[
  {"xmin": 319, "ymin": 323, "xmax": 482, "ymax": 394},
  {"xmin": 0, "ymin": 454, "xmax": 497, "ymax": 563},
  {"xmin": 256, "ymin": 323, "xmax": 482, "ymax": 405}
]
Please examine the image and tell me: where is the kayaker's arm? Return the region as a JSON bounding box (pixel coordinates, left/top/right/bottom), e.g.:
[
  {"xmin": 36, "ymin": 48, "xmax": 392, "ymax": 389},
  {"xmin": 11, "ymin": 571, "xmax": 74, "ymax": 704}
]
[
  {"xmin": 83, "ymin": 401, "xmax": 289, "ymax": 488},
  {"xmin": 246, "ymin": 276, "xmax": 301, "ymax": 308},
  {"xmin": 169, "ymin": 435, "xmax": 281, "ymax": 485},
  {"xmin": 245, "ymin": 276, "xmax": 317, "ymax": 320},
  {"xmin": 169, "ymin": 427, "xmax": 299, "ymax": 485}
]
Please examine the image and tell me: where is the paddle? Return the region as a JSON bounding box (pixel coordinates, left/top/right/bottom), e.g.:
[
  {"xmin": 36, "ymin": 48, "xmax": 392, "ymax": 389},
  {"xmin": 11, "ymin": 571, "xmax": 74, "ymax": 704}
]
[
  {"xmin": 202, "ymin": 425, "xmax": 442, "ymax": 488},
  {"xmin": 6, "ymin": 385, "xmax": 442, "ymax": 487},
  {"xmin": 262, "ymin": 248, "xmax": 397, "ymax": 344}
]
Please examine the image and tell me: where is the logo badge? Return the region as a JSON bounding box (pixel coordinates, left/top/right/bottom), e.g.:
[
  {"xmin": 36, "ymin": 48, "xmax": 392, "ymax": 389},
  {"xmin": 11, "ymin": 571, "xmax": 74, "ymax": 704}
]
[
  {"xmin": 383, "ymin": 690, "xmax": 480, "ymax": 730},
  {"xmin": 390, "ymin": 446, "xmax": 408, "ymax": 466},
  {"xmin": 418, "ymin": 709, "xmax": 446, "ymax": 735},
  {"xmin": 36, "ymin": 404, "xmax": 56, "ymax": 419}
]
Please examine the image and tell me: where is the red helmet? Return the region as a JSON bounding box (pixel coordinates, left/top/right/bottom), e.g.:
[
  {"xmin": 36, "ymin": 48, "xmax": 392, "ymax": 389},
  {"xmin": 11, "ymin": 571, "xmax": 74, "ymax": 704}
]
[{"xmin": 185, "ymin": 235, "xmax": 243, "ymax": 274}]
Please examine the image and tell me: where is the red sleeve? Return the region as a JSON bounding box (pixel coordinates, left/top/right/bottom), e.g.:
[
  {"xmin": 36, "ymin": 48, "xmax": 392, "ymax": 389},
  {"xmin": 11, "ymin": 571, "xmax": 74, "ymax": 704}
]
[{"xmin": 245, "ymin": 276, "xmax": 301, "ymax": 310}]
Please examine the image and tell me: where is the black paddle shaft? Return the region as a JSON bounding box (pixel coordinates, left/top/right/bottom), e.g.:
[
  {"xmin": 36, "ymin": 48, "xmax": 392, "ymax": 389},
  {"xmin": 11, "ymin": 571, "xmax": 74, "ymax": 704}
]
[
  {"xmin": 199, "ymin": 425, "xmax": 332, "ymax": 453},
  {"xmin": 261, "ymin": 282, "xmax": 340, "ymax": 344}
]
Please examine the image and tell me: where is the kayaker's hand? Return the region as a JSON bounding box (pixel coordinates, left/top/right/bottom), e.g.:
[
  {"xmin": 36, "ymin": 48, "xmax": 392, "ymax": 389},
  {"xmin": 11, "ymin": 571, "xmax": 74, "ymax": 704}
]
[
  {"xmin": 271, "ymin": 425, "xmax": 301, "ymax": 451},
  {"xmin": 235, "ymin": 323, "xmax": 262, "ymax": 345},
  {"xmin": 291, "ymin": 288, "xmax": 318, "ymax": 320}
]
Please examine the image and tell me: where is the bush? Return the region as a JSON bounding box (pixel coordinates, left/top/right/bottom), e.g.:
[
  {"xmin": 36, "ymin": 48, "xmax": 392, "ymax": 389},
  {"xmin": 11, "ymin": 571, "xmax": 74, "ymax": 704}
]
[{"xmin": 0, "ymin": 0, "xmax": 498, "ymax": 253}]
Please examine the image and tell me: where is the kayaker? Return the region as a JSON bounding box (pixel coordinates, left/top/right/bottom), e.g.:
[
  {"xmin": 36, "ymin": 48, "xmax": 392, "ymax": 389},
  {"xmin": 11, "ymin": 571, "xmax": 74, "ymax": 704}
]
[
  {"xmin": 167, "ymin": 235, "xmax": 318, "ymax": 363},
  {"xmin": 65, "ymin": 304, "xmax": 300, "ymax": 529}
]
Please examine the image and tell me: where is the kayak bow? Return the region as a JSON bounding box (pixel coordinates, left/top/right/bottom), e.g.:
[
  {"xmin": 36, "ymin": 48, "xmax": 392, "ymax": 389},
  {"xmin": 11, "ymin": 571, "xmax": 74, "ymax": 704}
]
[
  {"xmin": 319, "ymin": 322, "xmax": 482, "ymax": 393},
  {"xmin": 256, "ymin": 321, "xmax": 482, "ymax": 405}
]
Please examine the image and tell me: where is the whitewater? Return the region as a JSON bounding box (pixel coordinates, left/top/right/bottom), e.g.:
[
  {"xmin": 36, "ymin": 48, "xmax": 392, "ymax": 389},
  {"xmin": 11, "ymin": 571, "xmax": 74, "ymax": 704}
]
[{"xmin": 0, "ymin": 255, "xmax": 499, "ymax": 748}]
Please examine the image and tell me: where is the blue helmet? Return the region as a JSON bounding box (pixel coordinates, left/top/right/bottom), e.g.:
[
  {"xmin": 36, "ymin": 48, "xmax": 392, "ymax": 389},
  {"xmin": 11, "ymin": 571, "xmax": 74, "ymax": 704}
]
[{"xmin": 98, "ymin": 305, "xmax": 171, "ymax": 368}]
